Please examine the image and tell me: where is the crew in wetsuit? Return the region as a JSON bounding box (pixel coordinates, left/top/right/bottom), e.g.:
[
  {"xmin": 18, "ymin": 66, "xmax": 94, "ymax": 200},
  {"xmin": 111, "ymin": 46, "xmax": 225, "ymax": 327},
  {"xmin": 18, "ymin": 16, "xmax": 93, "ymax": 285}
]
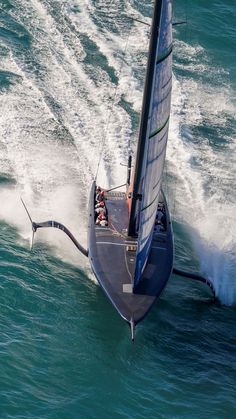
[
  {"xmin": 95, "ymin": 201, "xmax": 107, "ymax": 216},
  {"xmin": 96, "ymin": 211, "xmax": 108, "ymax": 226},
  {"xmin": 94, "ymin": 188, "xmax": 108, "ymax": 225},
  {"xmin": 156, "ymin": 208, "xmax": 164, "ymax": 224},
  {"xmin": 155, "ymin": 204, "xmax": 167, "ymax": 231},
  {"xmin": 96, "ymin": 190, "xmax": 105, "ymax": 203}
]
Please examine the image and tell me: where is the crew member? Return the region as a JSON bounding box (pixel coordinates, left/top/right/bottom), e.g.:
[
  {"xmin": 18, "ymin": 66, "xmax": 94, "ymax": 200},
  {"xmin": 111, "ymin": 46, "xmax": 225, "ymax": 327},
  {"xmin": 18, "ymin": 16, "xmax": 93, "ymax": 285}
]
[
  {"xmin": 156, "ymin": 208, "xmax": 163, "ymax": 225},
  {"xmin": 96, "ymin": 211, "xmax": 108, "ymax": 226},
  {"xmin": 95, "ymin": 201, "xmax": 107, "ymax": 216},
  {"xmin": 96, "ymin": 190, "xmax": 105, "ymax": 203}
]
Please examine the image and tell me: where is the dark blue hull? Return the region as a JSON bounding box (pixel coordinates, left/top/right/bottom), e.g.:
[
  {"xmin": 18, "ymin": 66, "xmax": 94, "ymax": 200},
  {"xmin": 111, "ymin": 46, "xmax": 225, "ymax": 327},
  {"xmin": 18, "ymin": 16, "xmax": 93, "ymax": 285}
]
[{"xmin": 88, "ymin": 182, "xmax": 174, "ymax": 326}]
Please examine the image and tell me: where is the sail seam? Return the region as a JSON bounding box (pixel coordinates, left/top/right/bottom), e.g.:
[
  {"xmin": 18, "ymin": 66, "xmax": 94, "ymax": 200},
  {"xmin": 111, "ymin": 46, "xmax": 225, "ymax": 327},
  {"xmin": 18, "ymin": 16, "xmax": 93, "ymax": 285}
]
[
  {"xmin": 149, "ymin": 115, "xmax": 170, "ymax": 139},
  {"xmin": 147, "ymin": 139, "xmax": 167, "ymax": 166},
  {"xmin": 156, "ymin": 43, "xmax": 173, "ymax": 65}
]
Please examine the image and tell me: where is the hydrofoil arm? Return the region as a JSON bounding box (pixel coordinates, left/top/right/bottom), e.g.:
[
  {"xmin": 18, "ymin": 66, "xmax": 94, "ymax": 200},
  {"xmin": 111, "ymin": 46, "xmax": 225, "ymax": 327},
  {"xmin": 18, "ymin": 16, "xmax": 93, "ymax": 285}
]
[
  {"xmin": 21, "ymin": 198, "xmax": 88, "ymax": 257},
  {"xmin": 173, "ymin": 267, "xmax": 215, "ymax": 297}
]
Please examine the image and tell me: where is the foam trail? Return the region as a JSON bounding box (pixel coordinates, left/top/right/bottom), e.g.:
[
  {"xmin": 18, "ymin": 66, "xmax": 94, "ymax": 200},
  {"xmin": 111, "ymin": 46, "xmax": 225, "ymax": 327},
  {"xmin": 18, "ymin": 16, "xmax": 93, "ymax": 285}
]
[
  {"xmin": 0, "ymin": 0, "xmax": 147, "ymax": 268},
  {"xmin": 0, "ymin": 2, "xmax": 235, "ymax": 303},
  {"xmin": 168, "ymin": 39, "xmax": 236, "ymax": 304}
]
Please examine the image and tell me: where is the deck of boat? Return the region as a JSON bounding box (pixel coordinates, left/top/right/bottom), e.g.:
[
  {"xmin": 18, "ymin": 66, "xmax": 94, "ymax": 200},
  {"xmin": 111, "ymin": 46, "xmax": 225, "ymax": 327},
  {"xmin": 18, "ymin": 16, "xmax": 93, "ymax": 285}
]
[{"xmin": 88, "ymin": 182, "xmax": 173, "ymax": 325}]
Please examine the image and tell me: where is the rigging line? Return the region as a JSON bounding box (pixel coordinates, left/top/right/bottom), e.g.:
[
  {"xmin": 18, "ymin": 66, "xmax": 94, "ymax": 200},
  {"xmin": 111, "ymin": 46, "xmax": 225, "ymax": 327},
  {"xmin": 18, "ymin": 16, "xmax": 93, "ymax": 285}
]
[
  {"xmin": 172, "ymin": 168, "xmax": 177, "ymax": 221},
  {"xmin": 126, "ymin": 18, "xmax": 150, "ymax": 162},
  {"xmin": 163, "ymin": 160, "xmax": 168, "ymax": 203},
  {"xmin": 94, "ymin": 26, "xmax": 132, "ymax": 181},
  {"xmin": 164, "ymin": 159, "xmax": 172, "ymax": 219},
  {"xmin": 184, "ymin": 0, "xmax": 189, "ymax": 43},
  {"xmin": 126, "ymin": 16, "xmax": 150, "ymax": 27}
]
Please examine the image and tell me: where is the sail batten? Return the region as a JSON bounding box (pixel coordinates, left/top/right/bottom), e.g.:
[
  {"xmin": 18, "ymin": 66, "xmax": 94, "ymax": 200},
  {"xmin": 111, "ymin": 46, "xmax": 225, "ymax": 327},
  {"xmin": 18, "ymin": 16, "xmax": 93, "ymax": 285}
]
[
  {"xmin": 156, "ymin": 43, "xmax": 173, "ymax": 65},
  {"xmin": 149, "ymin": 115, "xmax": 170, "ymax": 138},
  {"xmin": 128, "ymin": 0, "xmax": 172, "ymax": 288}
]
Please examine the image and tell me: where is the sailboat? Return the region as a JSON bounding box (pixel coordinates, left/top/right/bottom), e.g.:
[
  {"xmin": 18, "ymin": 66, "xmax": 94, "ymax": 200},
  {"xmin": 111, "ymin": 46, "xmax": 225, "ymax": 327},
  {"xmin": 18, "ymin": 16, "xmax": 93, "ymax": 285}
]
[
  {"xmin": 88, "ymin": 0, "xmax": 174, "ymax": 336},
  {"xmin": 22, "ymin": 0, "xmax": 215, "ymax": 340}
]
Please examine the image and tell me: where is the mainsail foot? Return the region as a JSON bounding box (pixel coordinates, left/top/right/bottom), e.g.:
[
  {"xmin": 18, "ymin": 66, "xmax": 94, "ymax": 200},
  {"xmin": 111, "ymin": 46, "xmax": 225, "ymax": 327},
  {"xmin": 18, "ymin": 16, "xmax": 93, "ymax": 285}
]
[
  {"xmin": 21, "ymin": 198, "xmax": 88, "ymax": 257},
  {"xmin": 173, "ymin": 268, "xmax": 216, "ymax": 298}
]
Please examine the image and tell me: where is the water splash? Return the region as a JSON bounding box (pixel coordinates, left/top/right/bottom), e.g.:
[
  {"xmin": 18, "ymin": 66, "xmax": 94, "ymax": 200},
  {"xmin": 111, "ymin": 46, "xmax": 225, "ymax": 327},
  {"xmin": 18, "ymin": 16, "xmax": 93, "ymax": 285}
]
[{"xmin": 169, "ymin": 39, "xmax": 236, "ymax": 304}]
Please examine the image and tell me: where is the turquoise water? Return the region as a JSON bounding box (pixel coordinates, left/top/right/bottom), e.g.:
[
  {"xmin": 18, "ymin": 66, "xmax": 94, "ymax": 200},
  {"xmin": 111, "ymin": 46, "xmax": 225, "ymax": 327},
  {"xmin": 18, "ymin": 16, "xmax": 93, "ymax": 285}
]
[{"xmin": 0, "ymin": 1, "xmax": 235, "ymax": 417}]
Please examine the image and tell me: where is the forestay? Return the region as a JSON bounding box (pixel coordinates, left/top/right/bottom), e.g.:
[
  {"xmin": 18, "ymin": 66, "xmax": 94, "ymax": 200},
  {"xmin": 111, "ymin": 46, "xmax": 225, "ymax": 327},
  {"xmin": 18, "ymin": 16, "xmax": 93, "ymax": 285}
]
[{"xmin": 128, "ymin": 0, "xmax": 172, "ymax": 288}]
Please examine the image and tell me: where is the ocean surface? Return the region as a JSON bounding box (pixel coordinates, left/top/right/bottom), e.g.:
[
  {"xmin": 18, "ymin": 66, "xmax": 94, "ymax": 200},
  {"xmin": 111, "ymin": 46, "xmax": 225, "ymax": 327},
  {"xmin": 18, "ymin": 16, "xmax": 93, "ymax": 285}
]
[{"xmin": 0, "ymin": 0, "xmax": 235, "ymax": 417}]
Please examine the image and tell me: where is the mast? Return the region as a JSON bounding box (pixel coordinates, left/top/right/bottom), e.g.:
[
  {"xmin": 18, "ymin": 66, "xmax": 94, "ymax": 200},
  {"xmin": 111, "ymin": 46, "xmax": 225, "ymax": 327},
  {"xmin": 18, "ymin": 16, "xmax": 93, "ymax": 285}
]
[{"xmin": 128, "ymin": 0, "xmax": 162, "ymax": 236}]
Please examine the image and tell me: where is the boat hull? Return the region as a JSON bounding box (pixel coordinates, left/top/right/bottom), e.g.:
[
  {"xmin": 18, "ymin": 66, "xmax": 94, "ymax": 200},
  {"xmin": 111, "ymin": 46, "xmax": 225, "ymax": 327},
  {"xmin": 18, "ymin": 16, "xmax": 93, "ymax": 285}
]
[{"xmin": 88, "ymin": 182, "xmax": 174, "ymax": 325}]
